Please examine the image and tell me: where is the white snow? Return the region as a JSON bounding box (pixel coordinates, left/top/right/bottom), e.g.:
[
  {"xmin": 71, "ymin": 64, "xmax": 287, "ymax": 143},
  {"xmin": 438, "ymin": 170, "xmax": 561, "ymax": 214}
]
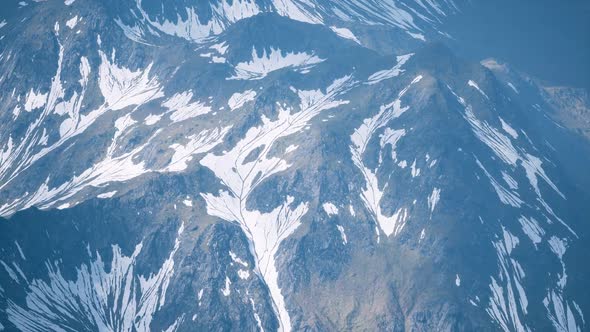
[
  {"xmin": 543, "ymin": 290, "xmax": 581, "ymax": 332},
  {"xmin": 65, "ymin": 16, "xmax": 79, "ymax": 29},
  {"xmin": 507, "ymin": 82, "xmax": 519, "ymax": 94},
  {"xmin": 163, "ymin": 91, "xmax": 211, "ymax": 122},
  {"xmin": 211, "ymin": 56, "xmax": 226, "ymax": 64},
  {"xmin": 250, "ymin": 298, "xmax": 264, "ymax": 332},
  {"xmin": 144, "ymin": 114, "xmax": 162, "ymax": 125},
  {"xmin": 350, "ymin": 75, "xmax": 422, "ymax": 237},
  {"xmin": 410, "ymin": 159, "xmax": 420, "ymax": 177},
  {"xmin": 97, "ymin": 190, "xmax": 117, "ymax": 199},
  {"xmin": 407, "ymin": 31, "xmax": 426, "ymax": 41},
  {"xmin": 517, "ymin": 216, "xmax": 544, "ymax": 246},
  {"xmin": 229, "ymin": 251, "xmax": 249, "ymax": 267},
  {"xmin": 24, "ymin": 89, "xmax": 48, "ymax": 112},
  {"xmin": 166, "ymin": 127, "xmax": 231, "ymax": 172},
  {"xmin": 486, "ymin": 228, "xmax": 530, "ymax": 332},
  {"xmin": 458, "ymin": 94, "xmax": 566, "ymax": 214},
  {"xmin": 499, "ymin": 118, "xmax": 519, "ymax": 139},
  {"xmin": 322, "ymin": 202, "xmax": 339, "ymax": 216},
  {"xmin": 429, "ymin": 159, "xmax": 437, "ymax": 168},
  {"xmin": 0, "ymin": 45, "xmax": 180, "ymax": 217},
  {"xmin": 467, "ymin": 104, "xmax": 520, "ymax": 164},
  {"xmin": 210, "ymin": 42, "xmax": 228, "ymax": 55},
  {"xmin": 476, "ymin": 159, "xmax": 523, "ymax": 208},
  {"xmin": 230, "ymin": 47, "xmax": 324, "ymax": 80},
  {"xmin": 541, "ymin": 235, "xmax": 580, "ymax": 331},
  {"xmin": 380, "ymin": 128, "xmax": 405, "ymax": 161},
  {"xmin": 221, "ymin": 277, "xmax": 232, "ymax": 296},
  {"xmin": 228, "ymin": 90, "xmax": 257, "ymax": 111},
  {"xmin": 336, "ymin": 225, "xmax": 348, "ymax": 244},
  {"xmin": 366, "ymin": 54, "xmax": 413, "ymax": 85},
  {"xmin": 98, "ymin": 50, "xmax": 163, "ymax": 111},
  {"xmin": 114, "ymin": 19, "xmax": 153, "ymax": 46},
  {"xmin": 468, "ymin": 80, "xmax": 489, "ymax": 99},
  {"xmin": 285, "ymin": 144, "xmax": 298, "ymax": 154},
  {"xmin": 270, "ymin": 0, "xmax": 456, "ymax": 31},
  {"xmin": 427, "ymin": 187, "xmax": 441, "ymax": 218},
  {"xmin": 330, "ymin": 26, "xmax": 360, "ymax": 44},
  {"xmin": 6, "ymin": 224, "xmax": 183, "ymax": 331},
  {"xmin": 0, "ymin": 261, "xmax": 19, "ymax": 283},
  {"xmin": 200, "ymin": 76, "xmax": 352, "ymax": 332},
  {"xmin": 501, "ymin": 172, "xmax": 518, "ymax": 190},
  {"xmin": 238, "ymin": 269, "xmax": 250, "ymax": 279},
  {"xmin": 136, "ymin": 1, "xmax": 261, "ymax": 42},
  {"xmin": 271, "ymin": 0, "xmax": 322, "ymax": 24},
  {"xmin": 182, "ymin": 199, "xmax": 193, "ymax": 207},
  {"xmin": 14, "ymin": 241, "xmax": 26, "ymax": 261}
]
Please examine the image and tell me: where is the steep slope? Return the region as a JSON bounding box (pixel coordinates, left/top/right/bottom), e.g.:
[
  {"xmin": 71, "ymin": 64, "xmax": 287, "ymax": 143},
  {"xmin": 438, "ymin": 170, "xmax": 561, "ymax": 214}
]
[{"xmin": 0, "ymin": 1, "xmax": 588, "ymax": 332}]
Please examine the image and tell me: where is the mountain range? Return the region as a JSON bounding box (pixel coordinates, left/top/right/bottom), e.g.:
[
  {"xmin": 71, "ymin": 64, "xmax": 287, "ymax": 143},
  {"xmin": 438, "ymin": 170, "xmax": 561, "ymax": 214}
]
[{"xmin": 0, "ymin": 0, "xmax": 588, "ymax": 331}]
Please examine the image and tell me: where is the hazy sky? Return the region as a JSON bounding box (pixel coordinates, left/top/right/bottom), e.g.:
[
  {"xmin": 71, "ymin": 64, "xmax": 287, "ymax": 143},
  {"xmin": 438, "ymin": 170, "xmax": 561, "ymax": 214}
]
[{"xmin": 444, "ymin": 0, "xmax": 590, "ymax": 89}]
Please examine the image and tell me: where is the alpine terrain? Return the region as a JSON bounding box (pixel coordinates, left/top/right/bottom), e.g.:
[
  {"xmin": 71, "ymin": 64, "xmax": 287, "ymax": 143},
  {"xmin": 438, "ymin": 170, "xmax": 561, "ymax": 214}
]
[{"xmin": 0, "ymin": 0, "xmax": 589, "ymax": 331}]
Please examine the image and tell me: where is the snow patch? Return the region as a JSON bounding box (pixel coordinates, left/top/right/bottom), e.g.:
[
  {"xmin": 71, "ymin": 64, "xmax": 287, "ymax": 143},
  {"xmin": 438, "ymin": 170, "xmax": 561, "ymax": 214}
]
[
  {"xmin": 65, "ymin": 15, "xmax": 79, "ymax": 29},
  {"xmin": 427, "ymin": 187, "xmax": 441, "ymax": 218},
  {"xmin": 166, "ymin": 127, "xmax": 231, "ymax": 172},
  {"xmin": 410, "ymin": 159, "xmax": 420, "ymax": 177},
  {"xmin": 518, "ymin": 216, "xmax": 544, "ymax": 246},
  {"xmin": 24, "ymin": 89, "xmax": 48, "ymax": 112},
  {"xmin": 486, "ymin": 228, "xmax": 530, "ymax": 332},
  {"xmin": 163, "ymin": 91, "xmax": 211, "ymax": 122},
  {"xmin": 323, "ymin": 202, "xmax": 339, "ymax": 216},
  {"xmin": 6, "ymin": 224, "xmax": 183, "ymax": 331},
  {"xmin": 468, "ymin": 80, "xmax": 489, "ymax": 99},
  {"xmin": 144, "ymin": 114, "xmax": 162, "ymax": 125},
  {"xmin": 350, "ymin": 76, "xmax": 422, "ymax": 237},
  {"xmin": 336, "ymin": 225, "xmax": 348, "ymax": 244},
  {"xmin": 330, "ymin": 26, "xmax": 360, "ymax": 44},
  {"xmin": 501, "ymin": 172, "xmax": 518, "ymax": 190},
  {"xmin": 238, "ymin": 269, "xmax": 250, "ymax": 279},
  {"xmin": 230, "ymin": 47, "xmax": 324, "ymax": 80},
  {"xmin": 136, "ymin": 1, "xmax": 261, "ymax": 42},
  {"xmin": 507, "ymin": 82, "xmax": 519, "ymax": 94},
  {"xmin": 228, "ymin": 90, "xmax": 257, "ymax": 111},
  {"xmin": 200, "ymin": 76, "xmax": 352, "ymax": 332},
  {"xmin": 221, "ymin": 276, "xmax": 231, "ymax": 296},
  {"xmin": 366, "ymin": 54, "xmax": 413, "ymax": 85},
  {"xmin": 229, "ymin": 251, "xmax": 249, "ymax": 267},
  {"xmin": 97, "ymin": 190, "xmax": 117, "ymax": 199},
  {"xmin": 499, "ymin": 118, "xmax": 519, "ymax": 139}
]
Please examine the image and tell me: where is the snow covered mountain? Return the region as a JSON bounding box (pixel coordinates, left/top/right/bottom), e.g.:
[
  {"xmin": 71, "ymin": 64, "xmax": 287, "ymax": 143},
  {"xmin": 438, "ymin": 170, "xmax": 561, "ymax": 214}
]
[{"xmin": 0, "ymin": 0, "xmax": 588, "ymax": 331}]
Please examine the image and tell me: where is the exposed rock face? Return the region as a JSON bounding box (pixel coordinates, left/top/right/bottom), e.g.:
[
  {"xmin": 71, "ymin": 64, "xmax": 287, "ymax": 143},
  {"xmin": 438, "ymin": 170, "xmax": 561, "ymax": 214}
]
[{"xmin": 0, "ymin": 1, "xmax": 588, "ymax": 331}]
